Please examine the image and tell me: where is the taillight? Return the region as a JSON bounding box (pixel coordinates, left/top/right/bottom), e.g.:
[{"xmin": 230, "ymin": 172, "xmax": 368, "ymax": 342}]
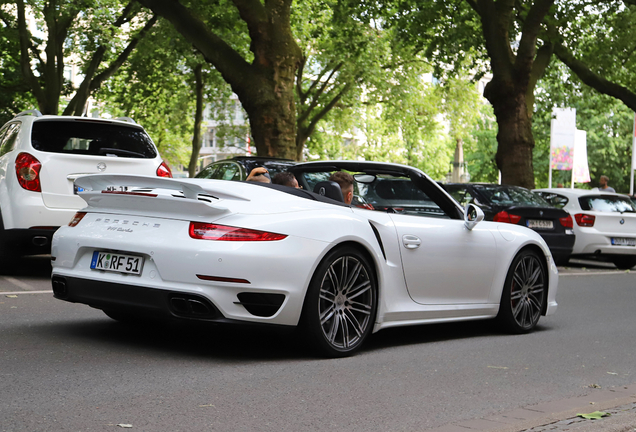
[
  {"xmin": 493, "ymin": 210, "xmax": 522, "ymax": 224},
  {"xmin": 68, "ymin": 212, "xmax": 87, "ymax": 227},
  {"xmin": 189, "ymin": 222, "xmax": 287, "ymax": 241},
  {"xmin": 156, "ymin": 161, "xmax": 172, "ymax": 178},
  {"xmin": 574, "ymin": 213, "xmax": 596, "ymax": 227},
  {"xmin": 559, "ymin": 214, "xmax": 573, "ymax": 228},
  {"xmin": 15, "ymin": 152, "xmax": 42, "ymax": 192}
]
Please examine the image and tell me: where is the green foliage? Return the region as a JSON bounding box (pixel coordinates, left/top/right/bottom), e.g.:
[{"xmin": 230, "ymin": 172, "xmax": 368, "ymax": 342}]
[
  {"xmin": 466, "ymin": 104, "xmax": 499, "ymax": 183},
  {"xmin": 0, "ymin": 15, "xmax": 35, "ymax": 123},
  {"xmin": 98, "ymin": 18, "xmax": 198, "ymax": 169}
]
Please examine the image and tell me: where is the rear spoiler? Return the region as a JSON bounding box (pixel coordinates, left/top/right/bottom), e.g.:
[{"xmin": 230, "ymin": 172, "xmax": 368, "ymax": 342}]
[
  {"xmin": 75, "ymin": 174, "xmax": 250, "ymax": 201},
  {"xmin": 73, "ymin": 174, "xmax": 250, "ymax": 220}
]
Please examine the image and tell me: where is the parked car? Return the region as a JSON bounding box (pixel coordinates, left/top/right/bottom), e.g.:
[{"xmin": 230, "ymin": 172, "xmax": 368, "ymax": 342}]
[
  {"xmin": 442, "ymin": 183, "xmax": 575, "ymax": 265},
  {"xmin": 195, "ymin": 156, "xmax": 296, "ymax": 181},
  {"xmin": 0, "ymin": 110, "xmax": 171, "ymax": 261},
  {"xmin": 51, "ymin": 161, "xmax": 558, "ymax": 357},
  {"xmin": 535, "ymin": 188, "xmax": 636, "ymax": 269}
]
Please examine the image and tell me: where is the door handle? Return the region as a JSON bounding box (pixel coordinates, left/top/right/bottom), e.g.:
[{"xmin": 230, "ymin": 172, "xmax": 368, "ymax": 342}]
[{"xmin": 402, "ymin": 235, "xmax": 421, "ymax": 249}]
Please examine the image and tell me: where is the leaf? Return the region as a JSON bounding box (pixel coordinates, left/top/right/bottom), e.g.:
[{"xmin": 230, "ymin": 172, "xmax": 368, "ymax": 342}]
[
  {"xmin": 116, "ymin": 424, "xmax": 133, "ymax": 428},
  {"xmin": 577, "ymin": 411, "xmax": 609, "ymax": 420}
]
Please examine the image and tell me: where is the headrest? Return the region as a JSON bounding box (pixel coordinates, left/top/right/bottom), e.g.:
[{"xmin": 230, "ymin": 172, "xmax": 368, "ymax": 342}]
[{"xmin": 313, "ymin": 181, "xmax": 344, "ymax": 202}]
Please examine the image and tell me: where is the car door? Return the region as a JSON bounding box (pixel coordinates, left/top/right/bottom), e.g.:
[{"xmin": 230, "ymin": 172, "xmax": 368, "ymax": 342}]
[{"xmin": 391, "ymin": 213, "xmax": 499, "ymax": 305}]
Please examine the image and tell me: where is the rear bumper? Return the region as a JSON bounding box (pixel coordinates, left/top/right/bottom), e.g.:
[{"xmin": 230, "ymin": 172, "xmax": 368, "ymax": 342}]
[
  {"xmin": 51, "ymin": 275, "xmax": 235, "ymax": 323},
  {"xmin": 573, "ymin": 230, "xmax": 636, "ymax": 256},
  {"xmin": 0, "ymin": 227, "xmax": 57, "ymax": 255},
  {"xmin": 537, "ymin": 231, "xmax": 575, "ymax": 260}
]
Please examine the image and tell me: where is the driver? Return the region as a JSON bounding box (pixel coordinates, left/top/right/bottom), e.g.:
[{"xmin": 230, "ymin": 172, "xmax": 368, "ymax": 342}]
[{"xmin": 329, "ymin": 171, "xmax": 354, "ymax": 205}]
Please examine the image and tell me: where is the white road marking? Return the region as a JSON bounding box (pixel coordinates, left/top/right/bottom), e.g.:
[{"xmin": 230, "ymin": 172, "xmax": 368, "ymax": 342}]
[
  {"xmin": 2, "ymin": 290, "xmax": 52, "ymax": 295},
  {"xmin": 2, "ymin": 276, "xmax": 34, "ymax": 290}
]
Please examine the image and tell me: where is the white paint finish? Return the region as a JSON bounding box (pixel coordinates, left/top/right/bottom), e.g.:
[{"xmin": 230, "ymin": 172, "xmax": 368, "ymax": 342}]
[{"xmin": 391, "ymin": 214, "xmax": 498, "ymax": 304}]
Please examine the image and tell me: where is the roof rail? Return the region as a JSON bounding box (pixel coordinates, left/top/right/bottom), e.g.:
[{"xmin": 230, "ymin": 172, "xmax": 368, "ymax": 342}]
[
  {"xmin": 114, "ymin": 116, "xmax": 137, "ymax": 124},
  {"xmin": 15, "ymin": 109, "xmax": 43, "ymax": 118}
]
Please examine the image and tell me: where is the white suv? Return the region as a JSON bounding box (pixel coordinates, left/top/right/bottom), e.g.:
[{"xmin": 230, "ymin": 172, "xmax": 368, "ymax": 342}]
[{"xmin": 0, "ymin": 110, "xmax": 171, "ymax": 260}]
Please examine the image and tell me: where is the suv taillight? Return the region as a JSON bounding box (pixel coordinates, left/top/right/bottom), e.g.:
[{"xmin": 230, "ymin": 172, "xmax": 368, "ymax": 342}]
[
  {"xmin": 189, "ymin": 222, "xmax": 287, "ymax": 241},
  {"xmin": 493, "ymin": 210, "xmax": 521, "ymax": 224},
  {"xmin": 575, "ymin": 213, "xmax": 596, "ymax": 227},
  {"xmin": 559, "ymin": 214, "xmax": 573, "ymax": 228},
  {"xmin": 15, "ymin": 152, "xmax": 42, "ymax": 192},
  {"xmin": 156, "ymin": 161, "xmax": 172, "ymax": 178}
]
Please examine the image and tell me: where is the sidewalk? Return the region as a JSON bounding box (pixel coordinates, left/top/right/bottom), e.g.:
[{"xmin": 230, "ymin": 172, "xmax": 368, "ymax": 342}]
[{"xmin": 426, "ymin": 384, "xmax": 636, "ymax": 432}]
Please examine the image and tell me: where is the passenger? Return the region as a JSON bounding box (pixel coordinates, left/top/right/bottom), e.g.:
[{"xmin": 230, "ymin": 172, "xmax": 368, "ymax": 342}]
[
  {"xmin": 272, "ymin": 172, "xmax": 300, "ymax": 188},
  {"xmin": 246, "ymin": 167, "xmax": 271, "ymax": 183},
  {"xmin": 329, "ymin": 171, "xmax": 354, "ymax": 205}
]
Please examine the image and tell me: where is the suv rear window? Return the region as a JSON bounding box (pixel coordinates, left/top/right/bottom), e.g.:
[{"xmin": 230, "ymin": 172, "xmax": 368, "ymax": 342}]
[
  {"xmin": 31, "ymin": 120, "xmax": 157, "ymax": 158},
  {"xmin": 579, "ymin": 195, "xmax": 636, "ymax": 213}
]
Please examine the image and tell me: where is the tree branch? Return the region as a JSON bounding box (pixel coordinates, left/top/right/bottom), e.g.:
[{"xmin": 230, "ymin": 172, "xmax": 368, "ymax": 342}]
[
  {"xmin": 137, "ymin": 0, "xmax": 253, "ymax": 90},
  {"xmin": 554, "ymin": 42, "xmax": 636, "ymax": 112},
  {"xmin": 515, "ymin": 0, "xmax": 555, "ymax": 76}
]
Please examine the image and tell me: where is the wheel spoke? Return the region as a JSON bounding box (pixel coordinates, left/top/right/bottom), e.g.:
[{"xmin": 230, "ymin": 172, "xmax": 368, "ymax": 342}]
[
  {"xmin": 348, "ymin": 300, "xmax": 371, "ymax": 315},
  {"xmin": 343, "ymin": 262, "xmax": 363, "ymax": 293},
  {"xmin": 510, "ymin": 291, "xmax": 523, "ymax": 301},
  {"xmin": 319, "ymin": 288, "xmax": 336, "ymax": 302},
  {"xmin": 347, "ymin": 280, "xmax": 371, "ymax": 300},
  {"xmin": 343, "ymin": 309, "xmax": 364, "ymax": 338},
  {"xmin": 320, "ymin": 304, "xmax": 336, "ymax": 325},
  {"xmin": 513, "ymin": 272, "xmax": 525, "ymax": 288},
  {"xmin": 327, "ymin": 313, "xmax": 340, "ymax": 343},
  {"xmin": 327, "ymin": 266, "xmax": 340, "ymax": 291}
]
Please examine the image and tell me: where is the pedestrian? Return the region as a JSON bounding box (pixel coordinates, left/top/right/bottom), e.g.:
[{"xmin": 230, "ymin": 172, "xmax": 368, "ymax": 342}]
[{"xmin": 597, "ymin": 175, "xmax": 615, "ymax": 193}]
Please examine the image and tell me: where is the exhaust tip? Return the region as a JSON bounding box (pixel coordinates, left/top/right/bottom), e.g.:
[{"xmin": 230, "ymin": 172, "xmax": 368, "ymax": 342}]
[
  {"xmin": 168, "ymin": 294, "xmax": 217, "ymax": 319},
  {"xmin": 51, "ymin": 276, "xmax": 68, "ymax": 299},
  {"xmin": 32, "ymin": 236, "xmax": 48, "ymax": 247}
]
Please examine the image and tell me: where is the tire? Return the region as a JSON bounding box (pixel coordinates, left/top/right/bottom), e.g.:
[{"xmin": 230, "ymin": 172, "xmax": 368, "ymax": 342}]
[
  {"xmin": 554, "ymin": 255, "xmax": 570, "ymax": 267},
  {"xmin": 611, "ymin": 256, "xmax": 636, "ymax": 270},
  {"xmin": 497, "ymin": 249, "xmax": 547, "ymax": 334},
  {"xmin": 301, "ymin": 246, "xmax": 377, "ymax": 358}
]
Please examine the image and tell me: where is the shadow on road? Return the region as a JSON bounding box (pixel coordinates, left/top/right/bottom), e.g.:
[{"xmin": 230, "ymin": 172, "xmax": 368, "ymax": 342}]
[
  {"xmin": 22, "ymin": 308, "xmax": 554, "ymax": 361},
  {"xmin": 0, "ymin": 255, "xmax": 52, "ymax": 277}
]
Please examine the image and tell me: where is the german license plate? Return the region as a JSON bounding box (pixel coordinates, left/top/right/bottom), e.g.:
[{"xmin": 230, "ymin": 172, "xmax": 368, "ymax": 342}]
[
  {"xmin": 527, "ymin": 219, "xmax": 554, "ymax": 229},
  {"xmin": 611, "ymin": 237, "xmax": 636, "ymax": 246},
  {"xmin": 90, "ymin": 251, "xmax": 144, "ymax": 275}
]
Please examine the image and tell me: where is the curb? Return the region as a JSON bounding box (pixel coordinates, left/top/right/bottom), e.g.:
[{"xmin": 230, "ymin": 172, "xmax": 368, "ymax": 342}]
[{"xmin": 425, "ymin": 384, "xmax": 636, "ymax": 432}]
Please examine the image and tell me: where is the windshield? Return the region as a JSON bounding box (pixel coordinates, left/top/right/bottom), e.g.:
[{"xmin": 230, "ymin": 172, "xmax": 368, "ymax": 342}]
[
  {"xmin": 31, "ymin": 120, "xmax": 157, "ymax": 158},
  {"xmin": 477, "ymin": 186, "xmax": 551, "ymax": 207},
  {"xmin": 579, "ymin": 195, "xmax": 636, "ymax": 213},
  {"xmin": 299, "ymin": 171, "xmax": 449, "ymax": 218}
]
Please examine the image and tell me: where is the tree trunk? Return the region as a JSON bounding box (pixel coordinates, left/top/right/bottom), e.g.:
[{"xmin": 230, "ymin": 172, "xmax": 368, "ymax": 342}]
[
  {"xmin": 137, "ymin": 0, "xmax": 301, "ymax": 160},
  {"xmin": 188, "ymin": 64, "xmax": 204, "ymax": 178},
  {"xmin": 484, "ymin": 78, "xmax": 536, "ymax": 188}
]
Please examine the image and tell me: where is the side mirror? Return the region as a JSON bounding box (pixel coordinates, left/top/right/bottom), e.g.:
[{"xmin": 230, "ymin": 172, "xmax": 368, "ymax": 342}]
[{"xmin": 464, "ymin": 203, "xmax": 484, "ymax": 230}]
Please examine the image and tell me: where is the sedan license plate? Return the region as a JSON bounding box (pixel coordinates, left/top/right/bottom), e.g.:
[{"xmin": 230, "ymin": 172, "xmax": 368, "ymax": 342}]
[
  {"xmin": 90, "ymin": 251, "xmax": 144, "ymax": 275},
  {"xmin": 611, "ymin": 237, "xmax": 636, "ymax": 247},
  {"xmin": 527, "ymin": 219, "xmax": 554, "ymax": 230}
]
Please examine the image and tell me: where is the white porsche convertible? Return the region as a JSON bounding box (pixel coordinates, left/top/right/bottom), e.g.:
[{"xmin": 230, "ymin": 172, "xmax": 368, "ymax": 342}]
[{"xmin": 51, "ymin": 161, "xmax": 558, "ymax": 357}]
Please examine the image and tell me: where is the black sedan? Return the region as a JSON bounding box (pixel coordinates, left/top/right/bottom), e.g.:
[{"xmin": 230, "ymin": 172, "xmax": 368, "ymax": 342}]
[
  {"xmin": 442, "ymin": 183, "xmax": 575, "ymax": 265},
  {"xmin": 195, "ymin": 156, "xmax": 296, "ymax": 181}
]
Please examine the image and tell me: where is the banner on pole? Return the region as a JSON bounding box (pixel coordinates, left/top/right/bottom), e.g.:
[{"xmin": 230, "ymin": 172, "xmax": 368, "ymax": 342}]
[
  {"xmin": 573, "ymin": 130, "xmax": 590, "ymax": 183},
  {"xmin": 550, "ymin": 108, "xmax": 577, "ymax": 170},
  {"xmin": 632, "ymin": 113, "xmax": 636, "ymax": 167}
]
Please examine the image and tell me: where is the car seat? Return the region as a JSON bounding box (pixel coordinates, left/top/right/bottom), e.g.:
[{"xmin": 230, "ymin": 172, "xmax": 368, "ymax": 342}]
[{"xmin": 313, "ymin": 181, "xmax": 344, "ymax": 202}]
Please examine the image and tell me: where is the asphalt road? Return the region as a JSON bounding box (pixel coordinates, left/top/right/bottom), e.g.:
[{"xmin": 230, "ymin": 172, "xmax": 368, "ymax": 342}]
[{"xmin": 1, "ymin": 256, "xmax": 635, "ymax": 432}]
